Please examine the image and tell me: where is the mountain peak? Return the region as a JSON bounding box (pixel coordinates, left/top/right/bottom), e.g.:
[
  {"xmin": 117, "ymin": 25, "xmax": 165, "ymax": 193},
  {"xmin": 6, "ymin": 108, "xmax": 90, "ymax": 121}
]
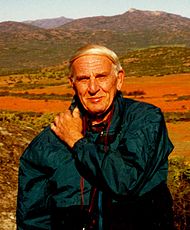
[
  {"xmin": 128, "ymin": 8, "xmax": 138, "ymax": 12},
  {"xmin": 127, "ymin": 8, "xmax": 167, "ymax": 16},
  {"xmin": 23, "ymin": 16, "xmax": 73, "ymax": 29}
]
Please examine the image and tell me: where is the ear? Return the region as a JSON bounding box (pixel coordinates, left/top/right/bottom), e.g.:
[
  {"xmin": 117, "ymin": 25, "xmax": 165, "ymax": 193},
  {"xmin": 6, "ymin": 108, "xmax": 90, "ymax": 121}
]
[
  {"xmin": 69, "ymin": 75, "xmax": 74, "ymax": 88},
  {"xmin": 69, "ymin": 76, "xmax": 78, "ymax": 94},
  {"xmin": 116, "ymin": 69, "xmax": 125, "ymax": 91}
]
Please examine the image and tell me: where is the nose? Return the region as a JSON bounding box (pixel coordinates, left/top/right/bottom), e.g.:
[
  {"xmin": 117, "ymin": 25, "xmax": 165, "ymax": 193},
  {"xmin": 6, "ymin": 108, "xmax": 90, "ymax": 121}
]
[{"xmin": 88, "ymin": 77, "xmax": 100, "ymax": 95}]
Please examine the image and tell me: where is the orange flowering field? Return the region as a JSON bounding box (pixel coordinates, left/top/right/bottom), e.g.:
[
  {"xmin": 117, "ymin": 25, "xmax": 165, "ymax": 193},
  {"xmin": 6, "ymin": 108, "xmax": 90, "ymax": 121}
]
[{"xmin": 0, "ymin": 73, "xmax": 189, "ymax": 158}]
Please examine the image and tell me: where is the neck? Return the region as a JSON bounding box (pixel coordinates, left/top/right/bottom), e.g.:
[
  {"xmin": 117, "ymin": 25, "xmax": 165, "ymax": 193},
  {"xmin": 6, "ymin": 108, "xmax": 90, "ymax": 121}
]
[
  {"xmin": 91, "ymin": 111, "xmax": 112, "ymax": 126},
  {"xmin": 87, "ymin": 104, "xmax": 114, "ymax": 126}
]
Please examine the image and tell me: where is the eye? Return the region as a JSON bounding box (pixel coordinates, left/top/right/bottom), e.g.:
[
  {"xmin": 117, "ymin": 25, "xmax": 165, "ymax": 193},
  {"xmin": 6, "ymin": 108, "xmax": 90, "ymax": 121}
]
[
  {"xmin": 96, "ymin": 74, "xmax": 108, "ymax": 82},
  {"xmin": 76, "ymin": 76, "xmax": 90, "ymax": 83}
]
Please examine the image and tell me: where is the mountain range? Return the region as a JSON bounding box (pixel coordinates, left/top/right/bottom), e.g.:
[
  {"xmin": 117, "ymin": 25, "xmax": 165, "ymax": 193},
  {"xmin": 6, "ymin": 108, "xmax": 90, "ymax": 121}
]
[
  {"xmin": 0, "ymin": 9, "xmax": 190, "ymax": 75},
  {"xmin": 23, "ymin": 16, "xmax": 73, "ymax": 29}
]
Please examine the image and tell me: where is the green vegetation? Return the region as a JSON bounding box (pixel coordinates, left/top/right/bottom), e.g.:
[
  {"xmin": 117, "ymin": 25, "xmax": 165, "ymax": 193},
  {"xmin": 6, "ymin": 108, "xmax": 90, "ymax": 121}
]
[
  {"xmin": 0, "ymin": 91, "xmax": 73, "ymax": 101},
  {"xmin": 0, "ymin": 66, "xmax": 70, "ymax": 91},
  {"xmin": 122, "ymin": 90, "xmax": 146, "ymax": 97},
  {"xmin": 0, "ymin": 46, "xmax": 190, "ymax": 76},
  {"xmin": 0, "ymin": 111, "xmax": 55, "ymax": 130},
  {"xmin": 164, "ymin": 112, "xmax": 190, "ymax": 123},
  {"xmin": 168, "ymin": 157, "xmax": 190, "ymax": 229},
  {"xmin": 176, "ymin": 95, "xmax": 190, "ymax": 101},
  {"xmin": 120, "ymin": 46, "xmax": 190, "ymax": 77}
]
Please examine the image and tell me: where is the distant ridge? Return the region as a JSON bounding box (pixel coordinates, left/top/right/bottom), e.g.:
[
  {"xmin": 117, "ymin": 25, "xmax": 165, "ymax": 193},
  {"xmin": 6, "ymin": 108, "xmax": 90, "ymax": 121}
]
[
  {"xmin": 58, "ymin": 8, "xmax": 190, "ymax": 32},
  {"xmin": 0, "ymin": 21, "xmax": 52, "ymax": 40},
  {"xmin": 20, "ymin": 8, "xmax": 190, "ymax": 30},
  {"xmin": 23, "ymin": 16, "xmax": 73, "ymax": 29}
]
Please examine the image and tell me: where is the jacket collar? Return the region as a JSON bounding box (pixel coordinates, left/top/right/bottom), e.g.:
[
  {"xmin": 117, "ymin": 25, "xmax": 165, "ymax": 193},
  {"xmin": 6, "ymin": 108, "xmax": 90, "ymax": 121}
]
[{"xmin": 69, "ymin": 91, "xmax": 124, "ymax": 134}]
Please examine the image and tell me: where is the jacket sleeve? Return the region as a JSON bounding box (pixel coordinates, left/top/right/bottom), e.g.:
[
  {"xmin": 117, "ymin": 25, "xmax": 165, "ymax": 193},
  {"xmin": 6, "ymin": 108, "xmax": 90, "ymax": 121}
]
[
  {"xmin": 72, "ymin": 106, "xmax": 174, "ymax": 197},
  {"xmin": 16, "ymin": 146, "xmax": 52, "ymax": 230}
]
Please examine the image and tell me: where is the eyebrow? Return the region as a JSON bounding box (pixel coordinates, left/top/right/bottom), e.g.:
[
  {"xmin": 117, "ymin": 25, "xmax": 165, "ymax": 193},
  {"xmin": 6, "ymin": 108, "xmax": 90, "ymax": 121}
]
[{"xmin": 75, "ymin": 71, "xmax": 110, "ymax": 78}]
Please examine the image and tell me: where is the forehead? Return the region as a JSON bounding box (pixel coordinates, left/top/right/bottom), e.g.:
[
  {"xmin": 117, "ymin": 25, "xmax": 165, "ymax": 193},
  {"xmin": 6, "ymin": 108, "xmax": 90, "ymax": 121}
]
[{"xmin": 72, "ymin": 55, "xmax": 113, "ymax": 75}]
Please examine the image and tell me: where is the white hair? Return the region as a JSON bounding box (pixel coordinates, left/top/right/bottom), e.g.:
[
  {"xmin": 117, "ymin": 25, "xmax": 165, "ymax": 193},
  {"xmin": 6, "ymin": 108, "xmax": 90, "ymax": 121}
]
[{"xmin": 69, "ymin": 44, "xmax": 122, "ymax": 78}]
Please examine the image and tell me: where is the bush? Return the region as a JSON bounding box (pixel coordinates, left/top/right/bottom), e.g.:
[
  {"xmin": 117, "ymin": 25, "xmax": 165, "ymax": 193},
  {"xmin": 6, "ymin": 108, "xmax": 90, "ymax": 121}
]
[{"xmin": 168, "ymin": 157, "xmax": 190, "ymax": 229}]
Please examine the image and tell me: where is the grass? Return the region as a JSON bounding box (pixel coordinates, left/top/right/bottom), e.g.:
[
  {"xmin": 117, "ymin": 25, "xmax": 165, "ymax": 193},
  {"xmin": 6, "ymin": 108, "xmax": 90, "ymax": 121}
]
[
  {"xmin": 168, "ymin": 157, "xmax": 190, "ymax": 229},
  {"xmin": 0, "ymin": 46, "xmax": 190, "ymax": 76},
  {"xmin": 0, "ymin": 91, "xmax": 73, "ymax": 100},
  {"xmin": 0, "ymin": 111, "xmax": 55, "ymax": 130},
  {"xmin": 120, "ymin": 46, "xmax": 190, "ymax": 77}
]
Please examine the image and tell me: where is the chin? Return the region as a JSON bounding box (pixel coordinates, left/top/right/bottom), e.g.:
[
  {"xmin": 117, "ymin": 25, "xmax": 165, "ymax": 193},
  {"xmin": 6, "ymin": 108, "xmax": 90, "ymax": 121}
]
[
  {"xmin": 89, "ymin": 107, "xmax": 109, "ymax": 117},
  {"xmin": 89, "ymin": 110, "xmax": 104, "ymax": 115},
  {"xmin": 85, "ymin": 107, "xmax": 103, "ymax": 114}
]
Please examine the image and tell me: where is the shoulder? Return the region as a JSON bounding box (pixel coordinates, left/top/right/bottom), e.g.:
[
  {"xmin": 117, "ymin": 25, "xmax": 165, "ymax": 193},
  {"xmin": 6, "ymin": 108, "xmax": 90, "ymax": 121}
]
[
  {"xmin": 121, "ymin": 97, "xmax": 162, "ymax": 114},
  {"xmin": 20, "ymin": 125, "xmax": 69, "ymax": 167},
  {"xmin": 120, "ymin": 97, "xmax": 164, "ymax": 128},
  {"xmin": 25, "ymin": 125, "xmax": 61, "ymax": 149}
]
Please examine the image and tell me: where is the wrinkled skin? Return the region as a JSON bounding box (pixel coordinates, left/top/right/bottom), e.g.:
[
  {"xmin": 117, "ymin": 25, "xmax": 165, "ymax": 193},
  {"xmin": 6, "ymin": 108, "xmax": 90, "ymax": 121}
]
[{"xmin": 51, "ymin": 55, "xmax": 124, "ymax": 147}]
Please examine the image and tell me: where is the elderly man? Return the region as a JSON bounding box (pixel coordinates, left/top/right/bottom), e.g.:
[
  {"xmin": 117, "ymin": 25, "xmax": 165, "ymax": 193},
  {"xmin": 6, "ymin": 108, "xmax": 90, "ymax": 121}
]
[{"xmin": 17, "ymin": 44, "xmax": 175, "ymax": 230}]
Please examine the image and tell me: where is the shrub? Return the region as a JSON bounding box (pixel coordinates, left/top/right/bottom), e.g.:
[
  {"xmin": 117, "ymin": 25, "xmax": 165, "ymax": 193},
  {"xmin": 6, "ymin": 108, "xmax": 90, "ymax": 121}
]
[{"xmin": 168, "ymin": 157, "xmax": 190, "ymax": 229}]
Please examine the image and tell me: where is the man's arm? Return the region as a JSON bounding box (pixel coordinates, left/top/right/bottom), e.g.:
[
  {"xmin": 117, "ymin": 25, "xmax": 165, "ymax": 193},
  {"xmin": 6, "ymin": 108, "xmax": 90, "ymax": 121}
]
[
  {"xmin": 73, "ymin": 108, "xmax": 173, "ymax": 197},
  {"xmin": 51, "ymin": 106, "xmax": 173, "ymax": 197},
  {"xmin": 16, "ymin": 147, "xmax": 51, "ymax": 230}
]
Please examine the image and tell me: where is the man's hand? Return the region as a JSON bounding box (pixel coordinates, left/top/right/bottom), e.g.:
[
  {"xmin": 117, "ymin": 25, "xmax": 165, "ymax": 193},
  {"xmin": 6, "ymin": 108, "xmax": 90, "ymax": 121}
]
[{"xmin": 51, "ymin": 107, "xmax": 84, "ymax": 148}]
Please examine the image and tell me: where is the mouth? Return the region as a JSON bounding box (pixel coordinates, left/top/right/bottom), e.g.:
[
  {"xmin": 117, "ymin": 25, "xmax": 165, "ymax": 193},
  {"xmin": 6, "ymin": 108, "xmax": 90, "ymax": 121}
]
[{"xmin": 88, "ymin": 96, "xmax": 103, "ymax": 103}]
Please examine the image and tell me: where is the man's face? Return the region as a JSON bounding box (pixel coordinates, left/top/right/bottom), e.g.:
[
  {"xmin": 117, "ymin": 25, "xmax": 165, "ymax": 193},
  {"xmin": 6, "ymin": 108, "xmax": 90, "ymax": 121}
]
[{"xmin": 70, "ymin": 55, "xmax": 124, "ymax": 116}]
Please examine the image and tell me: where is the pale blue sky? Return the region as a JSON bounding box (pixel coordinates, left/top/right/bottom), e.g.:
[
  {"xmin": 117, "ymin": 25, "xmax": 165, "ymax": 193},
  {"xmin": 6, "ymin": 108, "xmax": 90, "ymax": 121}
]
[{"xmin": 0, "ymin": 0, "xmax": 189, "ymax": 22}]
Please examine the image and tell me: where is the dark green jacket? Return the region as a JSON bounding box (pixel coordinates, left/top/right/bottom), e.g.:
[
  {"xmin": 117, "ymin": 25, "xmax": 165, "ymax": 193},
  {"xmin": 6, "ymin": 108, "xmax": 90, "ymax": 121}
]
[{"xmin": 16, "ymin": 93, "xmax": 174, "ymax": 230}]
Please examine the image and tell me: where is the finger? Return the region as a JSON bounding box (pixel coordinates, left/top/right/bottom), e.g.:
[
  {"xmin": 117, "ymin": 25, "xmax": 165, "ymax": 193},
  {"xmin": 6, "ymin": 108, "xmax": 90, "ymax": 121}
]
[
  {"xmin": 51, "ymin": 122, "xmax": 57, "ymax": 131},
  {"xmin": 53, "ymin": 115, "xmax": 60, "ymax": 126},
  {"xmin": 72, "ymin": 107, "xmax": 80, "ymax": 118},
  {"xmin": 59, "ymin": 110, "xmax": 72, "ymax": 121},
  {"xmin": 56, "ymin": 112, "xmax": 69, "ymax": 124},
  {"xmin": 51, "ymin": 123, "xmax": 62, "ymax": 138}
]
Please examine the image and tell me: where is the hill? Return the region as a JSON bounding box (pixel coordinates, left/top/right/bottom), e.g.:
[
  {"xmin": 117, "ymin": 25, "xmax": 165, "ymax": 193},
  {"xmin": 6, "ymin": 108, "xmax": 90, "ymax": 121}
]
[
  {"xmin": 54, "ymin": 9, "xmax": 190, "ymax": 53},
  {"xmin": 0, "ymin": 9, "xmax": 190, "ymax": 75},
  {"xmin": 23, "ymin": 16, "xmax": 73, "ymax": 29},
  {"xmin": 59, "ymin": 8, "xmax": 190, "ymax": 32}
]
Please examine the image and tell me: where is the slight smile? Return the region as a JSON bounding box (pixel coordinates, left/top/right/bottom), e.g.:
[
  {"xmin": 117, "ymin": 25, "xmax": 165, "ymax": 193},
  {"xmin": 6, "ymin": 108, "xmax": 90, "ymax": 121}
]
[{"xmin": 88, "ymin": 97, "xmax": 104, "ymax": 103}]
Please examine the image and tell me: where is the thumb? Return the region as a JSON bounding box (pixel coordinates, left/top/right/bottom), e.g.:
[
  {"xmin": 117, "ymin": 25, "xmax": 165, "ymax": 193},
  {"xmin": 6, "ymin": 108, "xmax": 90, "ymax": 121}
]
[{"xmin": 72, "ymin": 107, "xmax": 81, "ymax": 118}]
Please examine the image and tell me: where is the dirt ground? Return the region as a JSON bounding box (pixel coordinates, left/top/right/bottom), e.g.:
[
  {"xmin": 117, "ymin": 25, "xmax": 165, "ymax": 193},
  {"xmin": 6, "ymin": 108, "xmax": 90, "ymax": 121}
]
[{"xmin": 0, "ymin": 73, "xmax": 190, "ymax": 229}]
